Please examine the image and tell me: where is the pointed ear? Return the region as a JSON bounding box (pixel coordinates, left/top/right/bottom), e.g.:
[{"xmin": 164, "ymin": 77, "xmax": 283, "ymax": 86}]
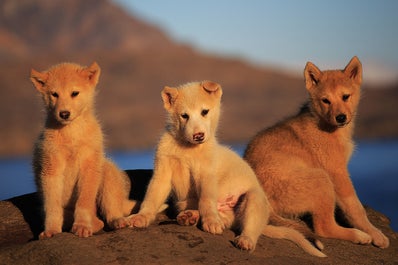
[
  {"xmin": 304, "ymin": 62, "xmax": 322, "ymax": 91},
  {"xmin": 344, "ymin": 56, "xmax": 362, "ymax": 85},
  {"xmin": 30, "ymin": 69, "xmax": 49, "ymax": 92},
  {"xmin": 201, "ymin": 80, "xmax": 222, "ymax": 98},
  {"xmin": 161, "ymin": 86, "xmax": 179, "ymax": 110},
  {"xmin": 81, "ymin": 62, "xmax": 101, "ymax": 85}
]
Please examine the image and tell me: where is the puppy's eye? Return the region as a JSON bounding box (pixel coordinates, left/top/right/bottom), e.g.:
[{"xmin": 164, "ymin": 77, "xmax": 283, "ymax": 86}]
[
  {"xmin": 321, "ymin": 98, "xmax": 331, "ymax": 105},
  {"xmin": 51, "ymin": 92, "xmax": 59, "ymax": 98},
  {"xmin": 201, "ymin": 109, "xmax": 209, "ymax": 117},
  {"xmin": 71, "ymin": 91, "xmax": 79, "ymax": 98},
  {"xmin": 181, "ymin": 113, "xmax": 189, "ymax": 120},
  {"xmin": 342, "ymin": 94, "xmax": 350, "ymax": 102}
]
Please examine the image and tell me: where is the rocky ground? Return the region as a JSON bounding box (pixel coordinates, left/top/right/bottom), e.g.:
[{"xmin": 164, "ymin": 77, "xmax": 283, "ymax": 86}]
[{"xmin": 0, "ymin": 170, "xmax": 397, "ymax": 265}]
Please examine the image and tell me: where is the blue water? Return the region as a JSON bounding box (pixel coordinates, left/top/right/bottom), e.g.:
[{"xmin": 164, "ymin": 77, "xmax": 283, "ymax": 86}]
[{"xmin": 0, "ymin": 141, "xmax": 397, "ymax": 231}]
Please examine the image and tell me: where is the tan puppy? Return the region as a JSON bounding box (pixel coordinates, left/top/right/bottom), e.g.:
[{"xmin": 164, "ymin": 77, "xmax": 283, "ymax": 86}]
[
  {"xmin": 244, "ymin": 57, "xmax": 389, "ymax": 249},
  {"xmin": 126, "ymin": 81, "xmax": 325, "ymax": 256},
  {"xmin": 31, "ymin": 62, "xmax": 136, "ymax": 238}
]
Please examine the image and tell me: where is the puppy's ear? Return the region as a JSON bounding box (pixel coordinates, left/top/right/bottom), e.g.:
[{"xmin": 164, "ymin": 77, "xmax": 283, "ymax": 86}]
[
  {"xmin": 82, "ymin": 62, "xmax": 101, "ymax": 86},
  {"xmin": 201, "ymin": 80, "xmax": 222, "ymax": 98},
  {"xmin": 30, "ymin": 69, "xmax": 49, "ymax": 92},
  {"xmin": 161, "ymin": 86, "xmax": 179, "ymax": 110},
  {"xmin": 344, "ymin": 56, "xmax": 362, "ymax": 85},
  {"xmin": 304, "ymin": 62, "xmax": 322, "ymax": 91}
]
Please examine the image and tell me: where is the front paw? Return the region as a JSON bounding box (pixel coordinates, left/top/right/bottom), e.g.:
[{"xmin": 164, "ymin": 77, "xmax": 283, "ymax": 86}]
[
  {"xmin": 127, "ymin": 214, "xmax": 151, "ymax": 228},
  {"xmin": 177, "ymin": 210, "xmax": 200, "ymax": 226},
  {"xmin": 371, "ymin": 229, "xmax": 390, "ymax": 248},
  {"xmin": 39, "ymin": 230, "xmax": 61, "ymax": 239},
  {"xmin": 110, "ymin": 217, "xmax": 130, "ymax": 229},
  {"xmin": 234, "ymin": 235, "xmax": 255, "ymax": 251},
  {"xmin": 201, "ymin": 215, "xmax": 225, "ymax": 234},
  {"xmin": 352, "ymin": 229, "xmax": 372, "ymax": 245},
  {"xmin": 71, "ymin": 223, "xmax": 93, "ymax": 238}
]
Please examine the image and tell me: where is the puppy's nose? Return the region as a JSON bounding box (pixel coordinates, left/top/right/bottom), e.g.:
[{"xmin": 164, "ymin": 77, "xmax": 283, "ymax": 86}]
[
  {"xmin": 59, "ymin": 111, "xmax": 70, "ymax": 120},
  {"xmin": 335, "ymin": 114, "xmax": 347, "ymax": 124},
  {"xmin": 193, "ymin": 132, "xmax": 205, "ymax": 142}
]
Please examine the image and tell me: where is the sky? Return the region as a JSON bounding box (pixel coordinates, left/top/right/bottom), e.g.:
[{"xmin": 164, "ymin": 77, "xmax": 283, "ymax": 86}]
[{"xmin": 114, "ymin": 0, "xmax": 398, "ymax": 85}]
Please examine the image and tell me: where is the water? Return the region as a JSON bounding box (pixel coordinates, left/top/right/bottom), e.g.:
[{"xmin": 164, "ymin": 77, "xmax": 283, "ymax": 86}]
[{"xmin": 0, "ymin": 141, "xmax": 397, "ymax": 231}]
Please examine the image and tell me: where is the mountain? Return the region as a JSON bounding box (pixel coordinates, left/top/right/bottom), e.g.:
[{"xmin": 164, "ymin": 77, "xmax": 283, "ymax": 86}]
[{"xmin": 0, "ymin": 0, "xmax": 397, "ymax": 156}]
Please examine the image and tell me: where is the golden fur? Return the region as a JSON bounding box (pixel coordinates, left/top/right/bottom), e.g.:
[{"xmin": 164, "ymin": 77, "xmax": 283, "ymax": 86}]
[
  {"xmin": 126, "ymin": 81, "xmax": 326, "ymax": 256},
  {"xmin": 31, "ymin": 62, "xmax": 135, "ymax": 238},
  {"xmin": 244, "ymin": 57, "xmax": 389, "ymax": 249}
]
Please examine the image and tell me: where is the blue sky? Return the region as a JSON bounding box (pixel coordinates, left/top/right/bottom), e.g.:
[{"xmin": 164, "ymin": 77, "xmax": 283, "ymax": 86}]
[{"xmin": 114, "ymin": 0, "xmax": 398, "ymax": 84}]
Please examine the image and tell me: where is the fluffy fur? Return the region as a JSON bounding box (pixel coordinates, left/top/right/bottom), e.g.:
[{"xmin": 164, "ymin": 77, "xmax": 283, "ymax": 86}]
[
  {"xmin": 126, "ymin": 81, "xmax": 326, "ymax": 256},
  {"xmin": 244, "ymin": 57, "xmax": 389, "ymax": 249},
  {"xmin": 31, "ymin": 62, "xmax": 135, "ymax": 238}
]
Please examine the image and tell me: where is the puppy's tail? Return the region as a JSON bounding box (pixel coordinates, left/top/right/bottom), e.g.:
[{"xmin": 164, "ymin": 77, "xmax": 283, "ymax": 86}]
[{"xmin": 263, "ymin": 212, "xmax": 326, "ymax": 257}]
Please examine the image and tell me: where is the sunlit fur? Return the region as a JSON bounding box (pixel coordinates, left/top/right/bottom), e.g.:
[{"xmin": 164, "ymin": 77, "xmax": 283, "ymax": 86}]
[
  {"xmin": 244, "ymin": 57, "xmax": 389, "ymax": 249},
  {"xmin": 126, "ymin": 81, "xmax": 326, "ymax": 256},
  {"xmin": 31, "ymin": 62, "xmax": 136, "ymax": 239}
]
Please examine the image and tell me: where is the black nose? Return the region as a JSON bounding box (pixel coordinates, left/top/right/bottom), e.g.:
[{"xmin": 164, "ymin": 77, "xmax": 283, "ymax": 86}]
[
  {"xmin": 335, "ymin": 114, "xmax": 347, "ymax": 124},
  {"xmin": 59, "ymin": 111, "xmax": 70, "ymax": 120}
]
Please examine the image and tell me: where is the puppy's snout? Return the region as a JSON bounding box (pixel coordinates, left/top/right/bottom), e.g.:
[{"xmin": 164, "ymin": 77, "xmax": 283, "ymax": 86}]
[
  {"xmin": 59, "ymin": 111, "xmax": 71, "ymax": 120},
  {"xmin": 193, "ymin": 132, "xmax": 205, "ymax": 142},
  {"xmin": 335, "ymin": 114, "xmax": 347, "ymax": 124}
]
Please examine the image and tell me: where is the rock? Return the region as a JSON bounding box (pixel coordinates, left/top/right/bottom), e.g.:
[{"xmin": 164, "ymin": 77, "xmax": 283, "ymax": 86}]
[{"xmin": 0, "ymin": 170, "xmax": 397, "ymax": 265}]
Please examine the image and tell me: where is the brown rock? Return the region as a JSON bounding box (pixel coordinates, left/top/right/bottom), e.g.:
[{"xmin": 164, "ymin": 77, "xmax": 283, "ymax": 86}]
[{"xmin": 0, "ymin": 170, "xmax": 397, "ymax": 265}]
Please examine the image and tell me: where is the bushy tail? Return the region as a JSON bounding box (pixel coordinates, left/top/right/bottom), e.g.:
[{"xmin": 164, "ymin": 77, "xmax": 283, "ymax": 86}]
[{"xmin": 263, "ymin": 212, "xmax": 326, "ymax": 257}]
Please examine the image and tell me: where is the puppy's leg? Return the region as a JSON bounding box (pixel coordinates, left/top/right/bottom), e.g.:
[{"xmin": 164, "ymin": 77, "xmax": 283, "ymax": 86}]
[
  {"xmin": 334, "ymin": 171, "xmax": 389, "ymax": 248},
  {"xmin": 303, "ymin": 169, "xmax": 372, "ymax": 244},
  {"xmin": 38, "ymin": 160, "xmax": 65, "ymax": 239},
  {"xmin": 175, "ymin": 173, "xmax": 199, "ymax": 226},
  {"xmin": 72, "ymin": 155, "xmax": 103, "ymax": 237},
  {"xmin": 198, "ymin": 171, "xmax": 225, "ymax": 235},
  {"xmin": 127, "ymin": 156, "xmax": 176, "ymax": 228},
  {"xmin": 268, "ymin": 166, "xmax": 372, "ymax": 245},
  {"xmin": 99, "ymin": 160, "xmax": 137, "ymax": 229},
  {"xmin": 234, "ymin": 188, "xmax": 269, "ymax": 251}
]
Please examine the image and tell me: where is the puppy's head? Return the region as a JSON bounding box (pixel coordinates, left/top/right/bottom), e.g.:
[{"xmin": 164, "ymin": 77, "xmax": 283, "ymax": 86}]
[
  {"xmin": 161, "ymin": 81, "xmax": 222, "ymax": 145},
  {"xmin": 30, "ymin": 62, "xmax": 100, "ymax": 125},
  {"xmin": 304, "ymin": 56, "xmax": 362, "ymax": 128}
]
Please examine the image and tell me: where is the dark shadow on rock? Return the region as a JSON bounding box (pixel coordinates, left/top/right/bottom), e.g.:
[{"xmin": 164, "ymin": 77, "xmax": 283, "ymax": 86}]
[
  {"xmin": 126, "ymin": 169, "xmax": 178, "ymax": 219},
  {"xmin": 7, "ymin": 192, "xmax": 44, "ymax": 241},
  {"xmin": 126, "ymin": 169, "xmax": 153, "ymax": 201}
]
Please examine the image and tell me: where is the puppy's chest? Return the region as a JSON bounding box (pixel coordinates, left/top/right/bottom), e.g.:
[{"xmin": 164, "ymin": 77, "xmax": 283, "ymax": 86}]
[
  {"xmin": 310, "ymin": 133, "xmax": 353, "ymax": 169},
  {"xmin": 169, "ymin": 149, "xmax": 216, "ymax": 188},
  {"xmin": 48, "ymin": 123, "xmax": 102, "ymax": 152}
]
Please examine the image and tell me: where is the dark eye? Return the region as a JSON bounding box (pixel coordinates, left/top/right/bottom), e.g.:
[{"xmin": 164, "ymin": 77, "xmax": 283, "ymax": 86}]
[
  {"xmin": 71, "ymin": 91, "xmax": 79, "ymax": 98},
  {"xmin": 51, "ymin": 92, "xmax": 59, "ymax": 98},
  {"xmin": 342, "ymin": 94, "xmax": 350, "ymax": 102},
  {"xmin": 201, "ymin": 109, "xmax": 209, "ymax": 117},
  {"xmin": 321, "ymin": 98, "xmax": 331, "ymax": 105},
  {"xmin": 181, "ymin": 113, "xmax": 189, "ymax": 120}
]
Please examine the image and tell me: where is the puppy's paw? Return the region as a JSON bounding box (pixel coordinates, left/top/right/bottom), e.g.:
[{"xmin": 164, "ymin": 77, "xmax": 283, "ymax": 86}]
[
  {"xmin": 353, "ymin": 229, "xmax": 372, "ymax": 245},
  {"xmin": 177, "ymin": 210, "xmax": 200, "ymax": 226},
  {"xmin": 71, "ymin": 223, "xmax": 93, "ymax": 238},
  {"xmin": 127, "ymin": 214, "xmax": 151, "ymax": 228},
  {"xmin": 234, "ymin": 235, "xmax": 255, "ymax": 251},
  {"xmin": 39, "ymin": 230, "xmax": 61, "ymax": 239},
  {"xmin": 110, "ymin": 217, "xmax": 130, "ymax": 229},
  {"xmin": 201, "ymin": 216, "xmax": 225, "ymax": 234},
  {"xmin": 370, "ymin": 229, "xmax": 390, "ymax": 248}
]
